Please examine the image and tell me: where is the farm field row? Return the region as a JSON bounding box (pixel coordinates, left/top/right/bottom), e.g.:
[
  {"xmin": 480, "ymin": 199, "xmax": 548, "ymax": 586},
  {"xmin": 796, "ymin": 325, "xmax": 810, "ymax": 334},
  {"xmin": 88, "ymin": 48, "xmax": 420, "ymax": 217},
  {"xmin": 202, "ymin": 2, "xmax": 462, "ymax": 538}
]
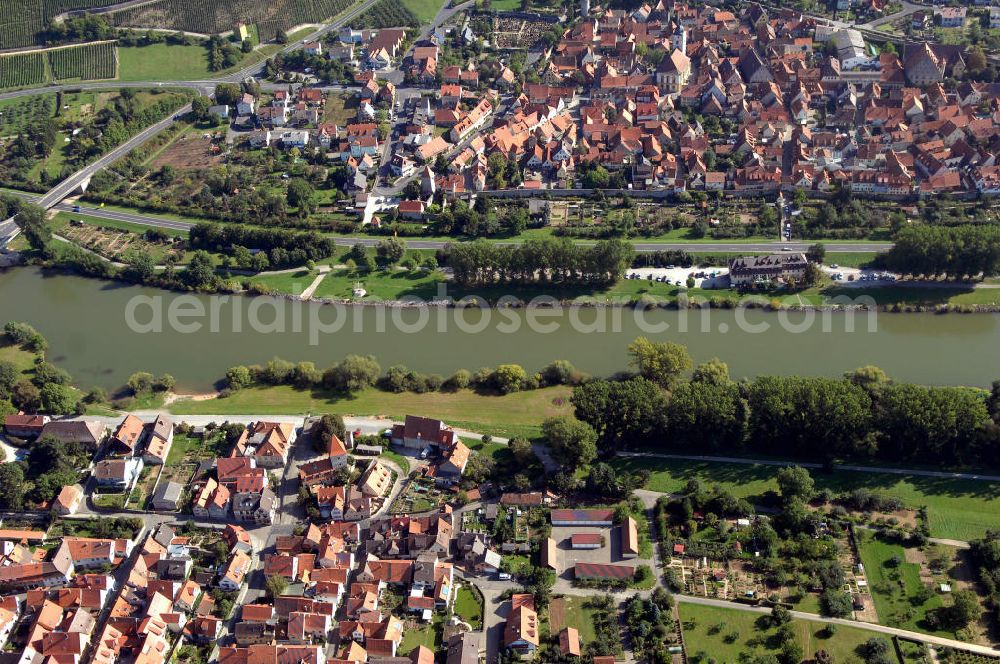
[{"xmin": 0, "ymin": 42, "xmax": 116, "ymax": 90}]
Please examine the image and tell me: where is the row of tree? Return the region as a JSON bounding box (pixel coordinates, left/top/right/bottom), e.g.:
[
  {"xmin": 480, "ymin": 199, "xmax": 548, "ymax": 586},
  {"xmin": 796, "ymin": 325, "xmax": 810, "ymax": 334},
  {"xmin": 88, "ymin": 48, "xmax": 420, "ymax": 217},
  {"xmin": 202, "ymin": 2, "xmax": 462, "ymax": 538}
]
[
  {"xmin": 564, "ymin": 339, "xmax": 1000, "ymax": 466},
  {"xmin": 189, "ymin": 222, "xmax": 338, "ymax": 268},
  {"xmin": 444, "ymin": 237, "xmax": 634, "ymax": 286},
  {"xmin": 886, "ymin": 225, "xmax": 1000, "ymax": 278}
]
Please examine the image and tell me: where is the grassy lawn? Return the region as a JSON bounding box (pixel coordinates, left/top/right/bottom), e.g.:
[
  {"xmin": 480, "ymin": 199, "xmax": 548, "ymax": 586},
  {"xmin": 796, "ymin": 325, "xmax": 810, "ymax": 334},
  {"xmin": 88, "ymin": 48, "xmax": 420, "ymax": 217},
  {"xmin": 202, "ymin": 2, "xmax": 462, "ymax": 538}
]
[
  {"xmin": 855, "ymin": 530, "xmax": 947, "ymax": 636},
  {"xmin": 380, "ymin": 449, "xmax": 411, "ymax": 474},
  {"xmin": 0, "ymin": 340, "xmax": 42, "ymax": 375},
  {"xmin": 322, "ymin": 93, "xmax": 358, "ymax": 125},
  {"xmin": 402, "ymin": 0, "xmax": 444, "ymax": 22},
  {"xmin": 453, "ymin": 585, "xmax": 483, "ymax": 629},
  {"xmin": 491, "ymin": 0, "xmax": 523, "ymax": 9},
  {"xmin": 610, "ymin": 457, "xmax": 1000, "ymax": 541},
  {"xmin": 312, "ymin": 268, "xmax": 447, "ymax": 301},
  {"xmin": 169, "ymin": 385, "xmax": 572, "ymax": 437},
  {"xmin": 559, "ymin": 595, "xmax": 599, "ymax": 644},
  {"xmin": 118, "ymin": 43, "xmax": 217, "ymax": 81},
  {"xmin": 247, "ymin": 269, "xmax": 317, "ymax": 295},
  {"xmin": 680, "ymin": 603, "xmax": 898, "ymax": 664},
  {"xmin": 397, "ymin": 614, "xmax": 443, "ymax": 655},
  {"xmin": 93, "ymin": 493, "xmax": 126, "ymax": 509}
]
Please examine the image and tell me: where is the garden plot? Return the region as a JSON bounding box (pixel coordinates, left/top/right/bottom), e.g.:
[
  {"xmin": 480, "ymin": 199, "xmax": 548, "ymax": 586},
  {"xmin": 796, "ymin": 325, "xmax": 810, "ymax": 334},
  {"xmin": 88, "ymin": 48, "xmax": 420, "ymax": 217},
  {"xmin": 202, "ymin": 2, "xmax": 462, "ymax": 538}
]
[{"xmin": 151, "ymin": 132, "xmax": 225, "ymax": 171}]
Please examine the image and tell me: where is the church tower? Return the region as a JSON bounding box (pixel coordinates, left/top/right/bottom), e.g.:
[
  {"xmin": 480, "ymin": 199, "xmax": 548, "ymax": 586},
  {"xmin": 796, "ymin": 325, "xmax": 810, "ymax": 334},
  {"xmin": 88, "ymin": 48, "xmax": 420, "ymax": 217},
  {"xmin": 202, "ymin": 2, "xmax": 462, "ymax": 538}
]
[{"xmin": 672, "ymin": 22, "xmax": 686, "ymax": 54}]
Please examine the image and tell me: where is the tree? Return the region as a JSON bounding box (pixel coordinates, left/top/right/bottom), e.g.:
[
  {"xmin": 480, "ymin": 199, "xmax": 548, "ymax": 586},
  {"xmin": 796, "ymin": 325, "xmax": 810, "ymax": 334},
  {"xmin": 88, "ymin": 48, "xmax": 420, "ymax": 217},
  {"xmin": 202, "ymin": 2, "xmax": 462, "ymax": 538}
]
[
  {"xmin": 40, "ymin": 384, "xmax": 75, "ymax": 414},
  {"xmin": 844, "ymin": 365, "xmax": 890, "ymax": 392},
  {"xmin": 311, "ymin": 414, "xmax": 347, "ymax": 452},
  {"xmin": 323, "ymin": 355, "xmax": 380, "ymax": 392},
  {"xmin": 0, "ymin": 463, "xmax": 26, "ymax": 510},
  {"xmin": 12, "ymin": 379, "xmax": 41, "ymax": 411},
  {"xmin": 265, "ymin": 575, "xmax": 288, "ymax": 599},
  {"xmin": 124, "ymin": 250, "xmax": 156, "ymax": 282},
  {"xmin": 287, "ymin": 178, "xmax": 315, "ymax": 212},
  {"xmin": 127, "ymin": 372, "xmax": 154, "ymax": 395},
  {"xmin": 376, "ymin": 238, "xmax": 406, "ymax": 266},
  {"xmin": 0, "ymin": 361, "xmax": 19, "ymax": 395},
  {"xmin": 770, "ymin": 605, "xmax": 792, "ymax": 627},
  {"xmin": 820, "ymin": 589, "xmax": 853, "ymax": 618},
  {"xmin": 627, "ymin": 337, "xmax": 692, "ymax": 388},
  {"xmin": 542, "ymin": 416, "xmax": 597, "ymax": 470},
  {"xmin": 491, "ymin": 365, "xmax": 527, "ymax": 394},
  {"xmin": 510, "ymin": 438, "xmax": 536, "ymax": 465},
  {"xmin": 776, "ymin": 466, "xmax": 815, "ymax": 503},
  {"xmin": 968, "ymin": 46, "xmax": 987, "ymax": 73},
  {"xmin": 183, "ymin": 251, "xmax": 218, "ymax": 290},
  {"xmin": 806, "ymin": 242, "xmax": 826, "ymax": 264},
  {"xmin": 191, "ymin": 96, "xmax": 211, "ymax": 120},
  {"xmin": 572, "ymin": 377, "xmax": 668, "ymax": 451},
  {"xmin": 214, "ymin": 83, "xmax": 241, "ymax": 107},
  {"xmin": 585, "ymin": 462, "xmax": 623, "ymax": 499},
  {"xmin": 226, "ymin": 365, "xmax": 253, "ymax": 390},
  {"xmin": 691, "ymin": 358, "xmax": 731, "ymax": 386}
]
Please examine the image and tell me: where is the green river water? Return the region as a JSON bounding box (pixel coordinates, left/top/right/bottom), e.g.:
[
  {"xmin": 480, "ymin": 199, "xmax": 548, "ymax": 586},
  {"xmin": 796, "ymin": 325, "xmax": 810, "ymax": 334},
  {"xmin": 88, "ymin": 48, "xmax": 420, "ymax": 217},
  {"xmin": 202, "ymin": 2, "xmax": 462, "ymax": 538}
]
[{"xmin": 1, "ymin": 268, "xmax": 999, "ymax": 392}]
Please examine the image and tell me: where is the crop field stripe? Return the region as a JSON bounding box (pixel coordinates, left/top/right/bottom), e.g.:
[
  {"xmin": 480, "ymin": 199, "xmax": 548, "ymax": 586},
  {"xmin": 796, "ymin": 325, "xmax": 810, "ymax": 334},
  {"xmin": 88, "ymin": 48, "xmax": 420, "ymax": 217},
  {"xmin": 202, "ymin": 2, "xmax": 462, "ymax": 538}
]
[{"xmin": 105, "ymin": 0, "xmax": 356, "ymax": 38}]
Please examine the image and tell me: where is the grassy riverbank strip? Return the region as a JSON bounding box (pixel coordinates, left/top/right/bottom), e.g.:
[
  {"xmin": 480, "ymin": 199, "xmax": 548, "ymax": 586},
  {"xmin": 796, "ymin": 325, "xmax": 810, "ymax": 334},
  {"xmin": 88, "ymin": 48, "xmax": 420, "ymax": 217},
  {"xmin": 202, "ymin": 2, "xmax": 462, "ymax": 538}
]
[{"xmin": 168, "ymin": 385, "xmax": 574, "ymax": 440}]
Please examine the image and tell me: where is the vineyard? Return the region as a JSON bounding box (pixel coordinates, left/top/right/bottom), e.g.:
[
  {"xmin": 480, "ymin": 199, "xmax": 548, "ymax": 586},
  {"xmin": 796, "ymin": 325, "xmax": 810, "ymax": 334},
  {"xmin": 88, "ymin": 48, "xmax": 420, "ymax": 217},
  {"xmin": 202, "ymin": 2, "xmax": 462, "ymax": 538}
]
[
  {"xmin": 0, "ymin": 0, "xmax": 117, "ymax": 49},
  {"xmin": 106, "ymin": 0, "xmax": 355, "ymax": 39},
  {"xmin": 0, "ymin": 0, "xmax": 46, "ymax": 49},
  {"xmin": 0, "ymin": 52, "xmax": 48, "ymax": 90},
  {"xmin": 349, "ymin": 0, "xmax": 420, "ymax": 29},
  {"xmin": 0, "ymin": 42, "xmax": 117, "ymax": 90},
  {"xmin": 48, "ymin": 41, "xmax": 117, "ymax": 81}
]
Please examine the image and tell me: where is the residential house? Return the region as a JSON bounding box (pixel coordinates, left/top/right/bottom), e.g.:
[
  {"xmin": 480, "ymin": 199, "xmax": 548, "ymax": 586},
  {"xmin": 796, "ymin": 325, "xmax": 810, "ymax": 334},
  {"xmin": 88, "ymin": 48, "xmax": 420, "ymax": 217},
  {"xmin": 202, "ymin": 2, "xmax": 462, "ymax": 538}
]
[
  {"xmin": 4, "ymin": 413, "xmax": 49, "ymax": 438},
  {"xmin": 93, "ymin": 458, "xmax": 143, "ymax": 492},
  {"xmin": 143, "ymin": 414, "xmax": 173, "ymax": 465}
]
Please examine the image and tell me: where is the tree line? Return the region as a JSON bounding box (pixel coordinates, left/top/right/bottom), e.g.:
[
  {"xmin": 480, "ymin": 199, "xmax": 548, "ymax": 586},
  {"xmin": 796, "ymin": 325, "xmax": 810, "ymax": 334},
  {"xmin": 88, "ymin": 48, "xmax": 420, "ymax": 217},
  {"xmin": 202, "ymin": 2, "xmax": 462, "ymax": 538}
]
[
  {"xmin": 444, "ymin": 237, "xmax": 634, "ymax": 286},
  {"xmin": 224, "ymin": 355, "xmax": 587, "ymax": 396},
  {"xmin": 189, "ymin": 222, "xmax": 338, "ymax": 268},
  {"xmin": 886, "ymin": 225, "xmax": 1000, "ymax": 278},
  {"xmin": 565, "ymin": 339, "xmax": 1000, "ymax": 467}
]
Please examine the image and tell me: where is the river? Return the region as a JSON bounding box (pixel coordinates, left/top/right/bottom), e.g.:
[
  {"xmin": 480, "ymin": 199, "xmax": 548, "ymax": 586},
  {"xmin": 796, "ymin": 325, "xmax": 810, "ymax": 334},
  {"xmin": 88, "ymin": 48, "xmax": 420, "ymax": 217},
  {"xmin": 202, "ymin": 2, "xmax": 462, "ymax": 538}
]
[{"xmin": 1, "ymin": 267, "xmax": 999, "ymax": 392}]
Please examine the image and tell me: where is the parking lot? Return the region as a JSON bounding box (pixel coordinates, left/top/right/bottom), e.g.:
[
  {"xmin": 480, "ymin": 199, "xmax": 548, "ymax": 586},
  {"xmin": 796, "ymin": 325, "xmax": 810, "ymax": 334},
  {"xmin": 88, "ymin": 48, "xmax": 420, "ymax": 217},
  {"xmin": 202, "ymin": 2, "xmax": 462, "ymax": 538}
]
[{"xmin": 627, "ymin": 266, "xmax": 731, "ymax": 289}]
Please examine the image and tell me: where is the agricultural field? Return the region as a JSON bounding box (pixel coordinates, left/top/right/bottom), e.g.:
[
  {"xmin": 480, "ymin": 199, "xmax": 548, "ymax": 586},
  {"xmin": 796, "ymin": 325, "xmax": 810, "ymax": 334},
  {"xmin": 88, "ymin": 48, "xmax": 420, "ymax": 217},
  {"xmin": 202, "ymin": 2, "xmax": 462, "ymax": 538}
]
[
  {"xmin": 610, "ymin": 456, "xmax": 1000, "ymax": 541},
  {"xmin": 105, "ymin": 0, "xmax": 354, "ymax": 39},
  {"xmin": 48, "ymin": 41, "xmax": 117, "ymax": 82},
  {"xmin": 149, "ymin": 129, "xmax": 225, "ymax": 170},
  {"xmin": 50, "ymin": 212, "xmax": 188, "ymax": 264},
  {"xmin": 0, "ymin": 0, "xmax": 116, "ymax": 50},
  {"xmin": 0, "ymin": 0, "xmax": 45, "ymax": 49},
  {"xmin": 680, "ymin": 603, "xmax": 901, "ymax": 664},
  {"xmin": 0, "ymin": 95, "xmax": 56, "ymax": 136},
  {"xmin": 0, "ymin": 52, "xmax": 48, "ymax": 90},
  {"xmin": 1, "ymin": 42, "xmax": 117, "ymax": 90},
  {"xmin": 351, "ymin": 0, "xmax": 422, "ymax": 28}
]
